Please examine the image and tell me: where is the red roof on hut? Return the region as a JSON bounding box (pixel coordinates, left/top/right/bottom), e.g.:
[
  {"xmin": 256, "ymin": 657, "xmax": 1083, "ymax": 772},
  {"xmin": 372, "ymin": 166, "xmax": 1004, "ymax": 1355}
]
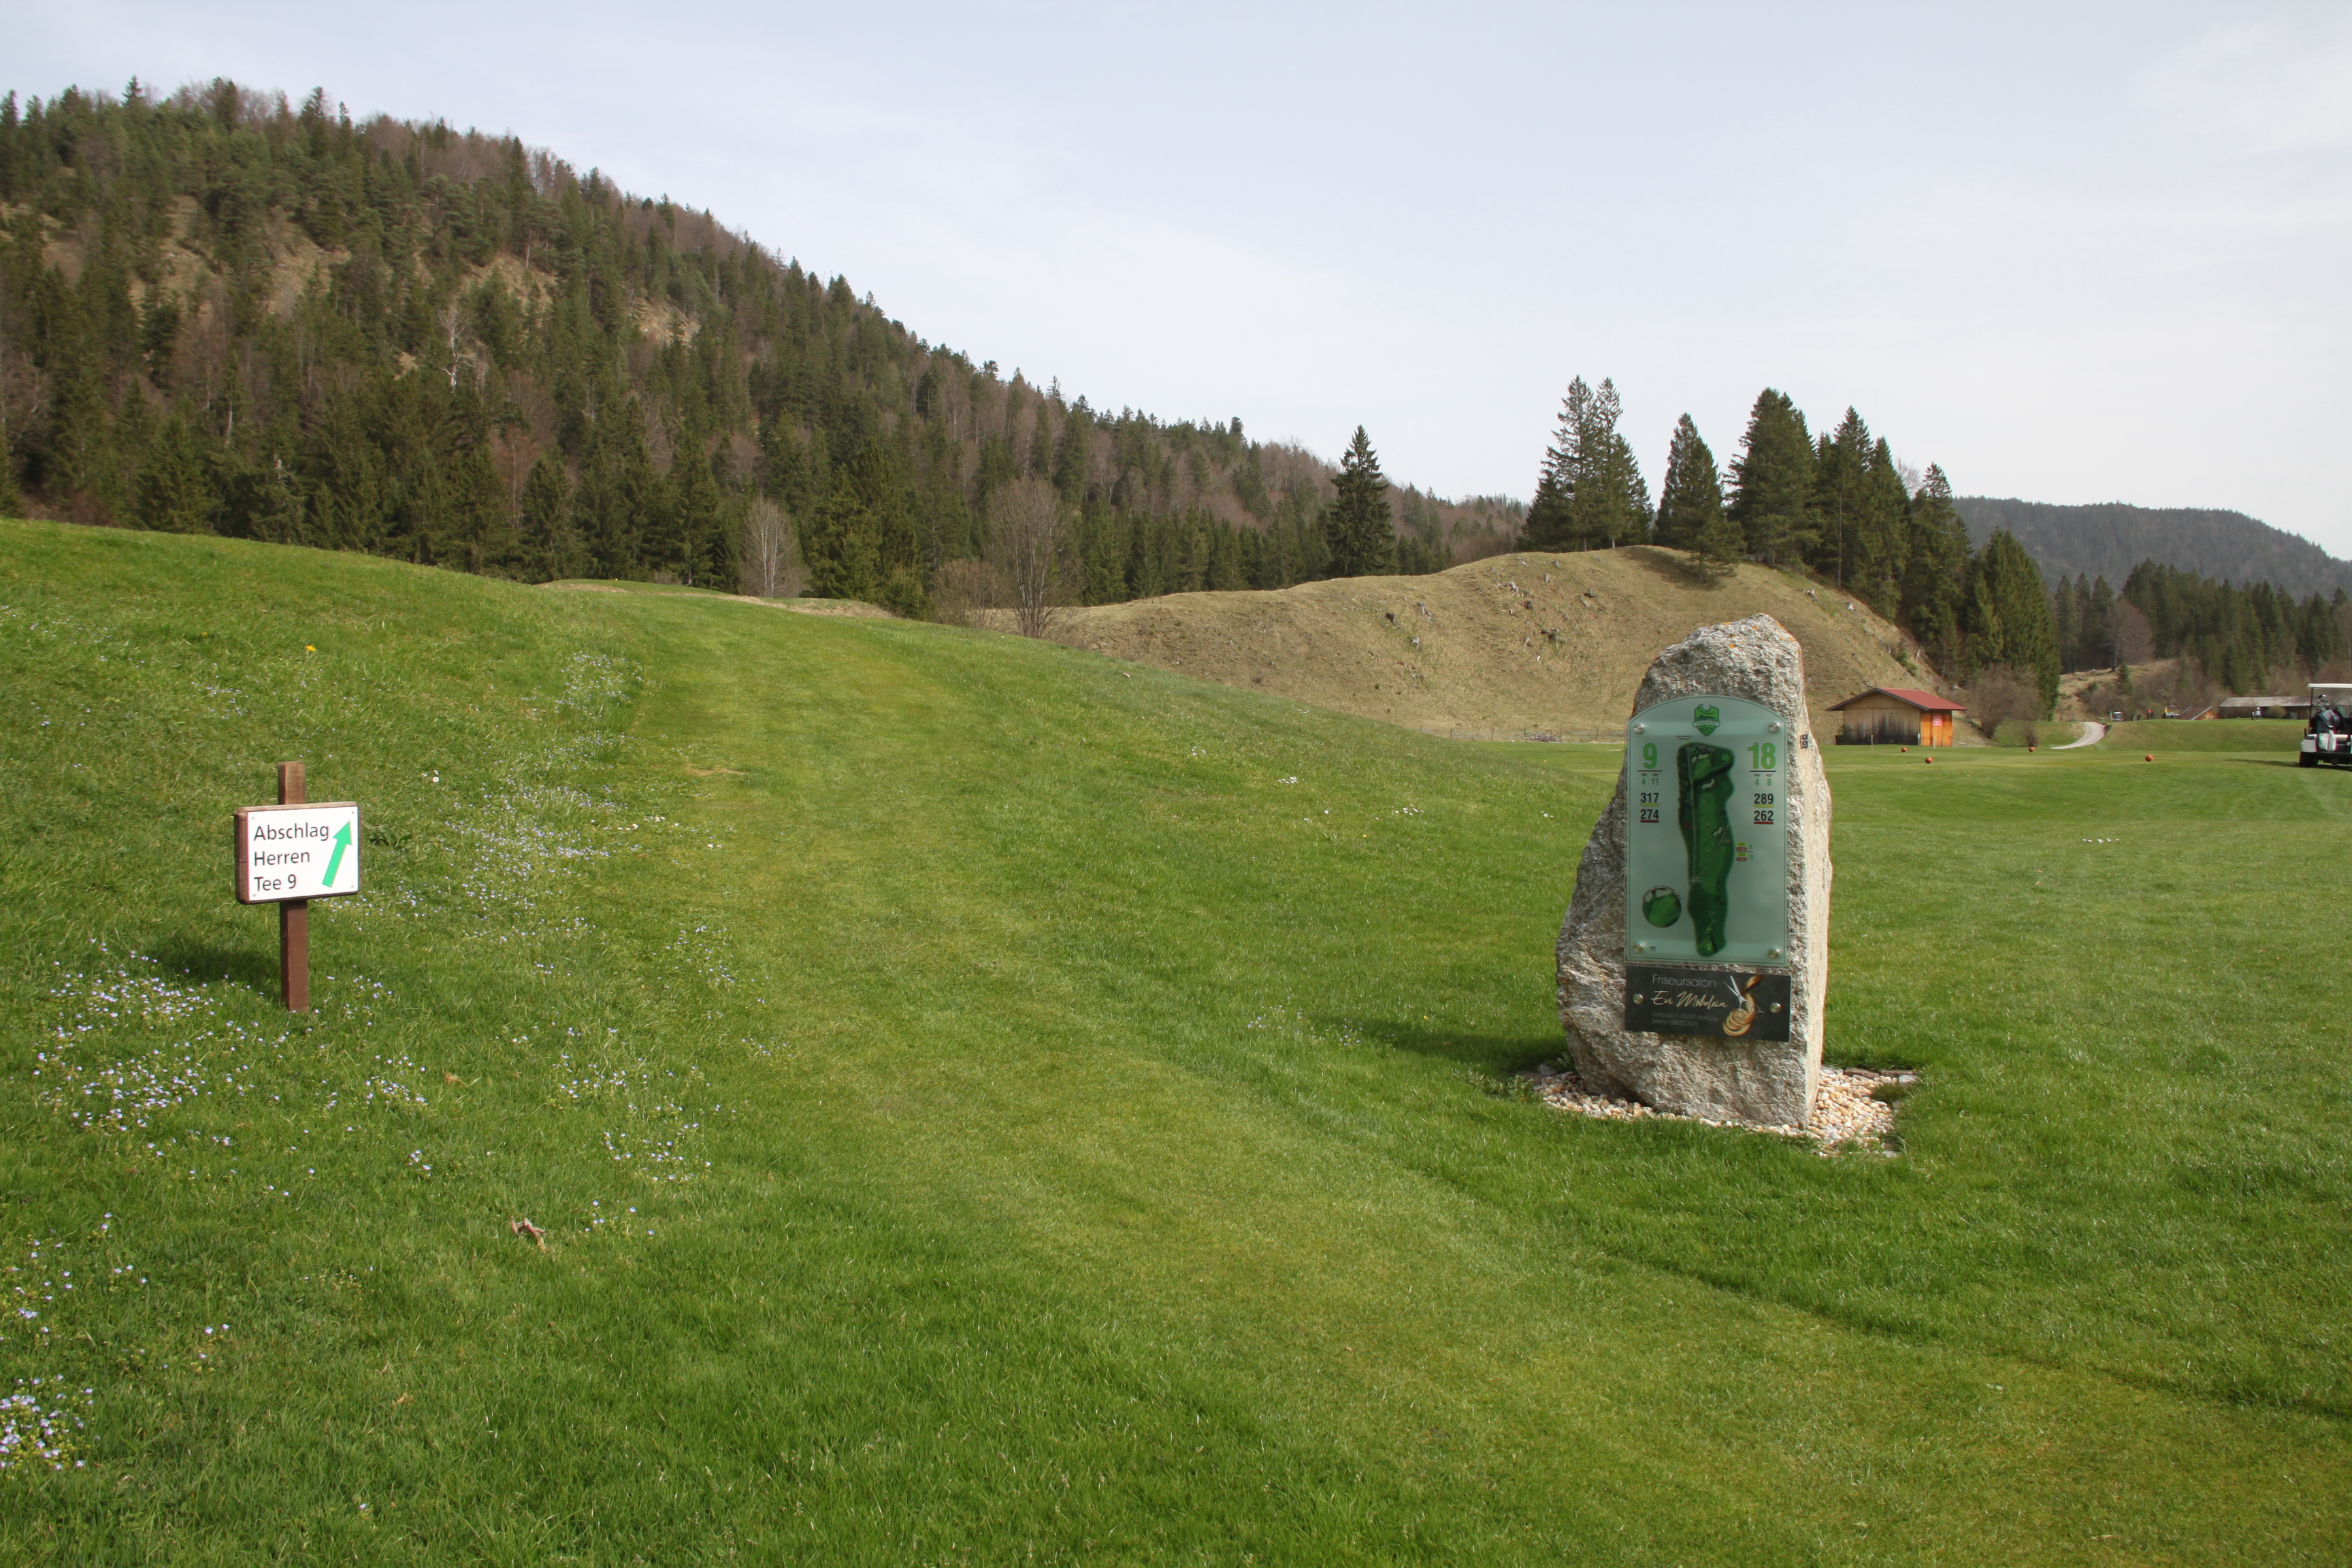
[{"xmin": 1827, "ymin": 687, "xmax": 1967, "ymax": 713}]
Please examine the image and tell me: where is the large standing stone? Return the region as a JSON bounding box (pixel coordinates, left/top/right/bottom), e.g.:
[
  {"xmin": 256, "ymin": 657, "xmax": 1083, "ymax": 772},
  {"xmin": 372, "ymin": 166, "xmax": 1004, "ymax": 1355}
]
[{"xmin": 1555, "ymin": 615, "xmax": 1832, "ymax": 1128}]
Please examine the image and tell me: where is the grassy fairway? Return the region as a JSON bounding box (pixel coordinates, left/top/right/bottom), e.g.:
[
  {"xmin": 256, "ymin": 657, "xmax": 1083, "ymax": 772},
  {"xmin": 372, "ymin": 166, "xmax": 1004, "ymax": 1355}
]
[
  {"xmin": 1, "ymin": 519, "xmax": 2346, "ymax": 1565},
  {"xmin": 2103, "ymin": 717, "xmax": 2308, "ymax": 753}
]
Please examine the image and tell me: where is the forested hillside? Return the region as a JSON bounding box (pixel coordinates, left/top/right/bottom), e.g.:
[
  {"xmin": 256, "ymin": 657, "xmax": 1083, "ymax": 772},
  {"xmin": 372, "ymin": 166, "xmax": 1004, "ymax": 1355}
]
[
  {"xmin": 2063, "ymin": 562, "xmax": 2347, "ymax": 686},
  {"xmin": 1955, "ymin": 496, "xmax": 2352, "ymax": 600},
  {"xmin": 0, "ymin": 79, "xmax": 1518, "ymax": 615}
]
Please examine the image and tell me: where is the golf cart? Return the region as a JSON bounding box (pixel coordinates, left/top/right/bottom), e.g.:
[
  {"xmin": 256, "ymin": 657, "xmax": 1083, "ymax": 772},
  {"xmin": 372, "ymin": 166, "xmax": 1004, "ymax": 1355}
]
[{"xmin": 2300, "ymin": 683, "xmax": 2352, "ymax": 768}]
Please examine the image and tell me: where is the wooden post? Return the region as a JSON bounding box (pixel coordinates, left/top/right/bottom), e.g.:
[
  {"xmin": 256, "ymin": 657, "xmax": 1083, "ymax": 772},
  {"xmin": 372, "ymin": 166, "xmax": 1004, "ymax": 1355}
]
[{"xmin": 278, "ymin": 760, "xmax": 309, "ymax": 1013}]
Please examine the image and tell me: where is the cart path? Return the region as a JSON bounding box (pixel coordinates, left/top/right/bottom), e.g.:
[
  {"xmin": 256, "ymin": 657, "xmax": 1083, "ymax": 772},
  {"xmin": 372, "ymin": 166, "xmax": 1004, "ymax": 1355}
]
[{"xmin": 2055, "ymin": 721, "xmax": 2107, "ymax": 749}]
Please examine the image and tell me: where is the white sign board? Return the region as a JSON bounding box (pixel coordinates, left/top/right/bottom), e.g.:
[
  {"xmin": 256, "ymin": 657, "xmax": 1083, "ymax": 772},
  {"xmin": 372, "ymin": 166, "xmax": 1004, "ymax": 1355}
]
[
  {"xmin": 1622, "ymin": 694, "xmax": 1791, "ymax": 968},
  {"xmin": 233, "ymin": 802, "xmax": 363, "ymax": 904}
]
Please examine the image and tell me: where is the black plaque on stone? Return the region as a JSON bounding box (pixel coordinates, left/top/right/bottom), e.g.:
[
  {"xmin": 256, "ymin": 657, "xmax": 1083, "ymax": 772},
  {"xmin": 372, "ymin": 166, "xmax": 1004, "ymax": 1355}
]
[{"xmin": 1623, "ymin": 964, "xmax": 1792, "ymax": 1041}]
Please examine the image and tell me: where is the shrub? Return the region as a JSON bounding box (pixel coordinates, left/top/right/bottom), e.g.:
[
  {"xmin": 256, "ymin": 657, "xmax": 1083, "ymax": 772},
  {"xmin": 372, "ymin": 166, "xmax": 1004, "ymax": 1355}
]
[{"xmin": 1968, "ymin": 665, "xmax": 2042, "ymax": 738}]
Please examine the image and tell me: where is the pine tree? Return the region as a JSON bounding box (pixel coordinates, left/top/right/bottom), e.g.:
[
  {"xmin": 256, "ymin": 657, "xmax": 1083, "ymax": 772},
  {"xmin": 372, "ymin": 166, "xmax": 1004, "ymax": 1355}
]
[
  {"xmin": 1523, "ymin": 376, "xmax": 1646, "ymax": 549},
  {"xmin": 803, "ymin": 495, "xmax": 880, "ymax": 600},
  {"xmin": 222, "ymin": 449, "xmax": 307, "ymax": 544},
  {"xmin": 1811, "ymin": 408, "xmax": 1872, "ymax": 587},
  {"xmin": 134, "ymin": 413, "xmax": 215, "ymax": 533},
  {"xmin": 1523, "ymin": 466, "xmax": 1567, "ymax": 551},
  {"xmin": 574, "ymin": 411, "xmax": 658, "ymax": 578},
  {"xmin": 1051, "ymin": 399, "xmax": 1094, "ymax": 501},
  {"xmin": 1322, "ymin": 427, "xmax": 1394, "ymax": 577},
  {"xmin": 1575, "ymin": 421, "xmax": 1650, "ymax": 547},
  {"xmin": 1965, "ymin": 528, "xmax": 2059, "ymax": 713},
  {"xmin": 1855, "ymin": 437, "xmax": 1909, "ymax": 615},
  {"xmin": 448, "ymin": 437, "xmax": 510, "ymax": 574},
  {"xmin": 2052, "ymin": 575, "xmax": 2079, "ymax": 672},
  {"xmin": 1694, "ymin": 500, "xmax": 1746, "ymax": 579},
  {"xmin": 1267, "ymin": 483, "xmax": 1328, "ymax": 585},
  {"xmin": 1653, "ymin": 414, "xmax": 1726, "ymax": 551},
  {"xmin": 1961, "ymin": 568, "xmax": 2004, "ymax": 670},
  {"xmin": 393, "ymin": 453, "xmax": 448, "ymax": 566},
  {"xmin": 518, "ymin": 453, "xmax": 575, "ymax": 581},
  {"xmin": 1520, "ymin": 380, "xmax": 1589, "ymax": 550},
  {"xmin": 668, "ymin": 439, "xmax": 724, "ymax": 585},
  {"xmin": 1024, "ymin": 402, "xmax": 1053, "ymax": 479},
  {"xmin": 1727, "ymin": 389, "xmax": 1815, "ymax": 566},
  {"xmin": 1568, "ymin": 378, "xmax": 1646, "ymax": 546},
  {"xmin": 2085, "ymin": 576, "xmax": 2114, "ymax": 667},
  {"xmin": 1897, "ymin": 464, "xmax": 1969, "ymax": 661},
  {"xmin": 2220, "ymin": 640, "xmax": 2250, "ymax": 695}
]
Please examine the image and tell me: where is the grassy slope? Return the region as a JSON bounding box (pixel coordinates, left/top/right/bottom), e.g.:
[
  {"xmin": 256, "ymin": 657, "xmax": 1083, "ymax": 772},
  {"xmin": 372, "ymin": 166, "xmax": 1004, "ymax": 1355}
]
[
  {"xmin": 1028, "ymin": 546, "xmax": 1929, "ymax": 738},
  {"xmin": 0, "ymin": 521, "xmax": 2346, "ymax": 1565}
]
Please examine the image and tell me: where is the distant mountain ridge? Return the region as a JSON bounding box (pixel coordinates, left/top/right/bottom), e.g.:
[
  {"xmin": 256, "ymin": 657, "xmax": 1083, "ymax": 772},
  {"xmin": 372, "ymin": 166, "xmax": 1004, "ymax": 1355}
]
[{"xmin": 1955, "ymin": 497, "xmax": 2352, "ymax": 597}]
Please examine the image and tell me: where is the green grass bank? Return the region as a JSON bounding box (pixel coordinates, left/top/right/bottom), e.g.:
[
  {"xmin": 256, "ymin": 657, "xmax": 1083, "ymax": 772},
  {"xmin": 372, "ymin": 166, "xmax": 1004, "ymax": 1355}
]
[{"xmin": 1, "ymin": 520, "xmax": 2346, "ymax": 1565}]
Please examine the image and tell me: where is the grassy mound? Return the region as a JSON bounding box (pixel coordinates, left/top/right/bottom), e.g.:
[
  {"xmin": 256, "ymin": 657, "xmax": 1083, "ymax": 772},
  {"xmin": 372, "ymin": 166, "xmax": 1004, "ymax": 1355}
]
[
  {"xmin": 2, "ymin": 520, "xmax": 2346, "ymax": 1563},
  {"xmin": 1030, "ymin": 546, "xmax": 1930, "ymax": 738}
]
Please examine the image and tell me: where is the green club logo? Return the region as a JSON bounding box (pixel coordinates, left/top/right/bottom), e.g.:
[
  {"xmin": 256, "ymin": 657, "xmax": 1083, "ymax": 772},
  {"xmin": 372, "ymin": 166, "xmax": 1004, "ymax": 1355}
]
[{"xmin": 1693, "ymin": 703, "xmax": 1720, "ymax": 736}]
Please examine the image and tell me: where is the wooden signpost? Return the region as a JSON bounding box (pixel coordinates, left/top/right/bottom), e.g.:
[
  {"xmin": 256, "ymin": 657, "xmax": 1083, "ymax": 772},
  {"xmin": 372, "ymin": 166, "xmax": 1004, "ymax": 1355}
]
[{"xmin": 233, "ymin": 762, "xmax": 363, "ymax": 1013}]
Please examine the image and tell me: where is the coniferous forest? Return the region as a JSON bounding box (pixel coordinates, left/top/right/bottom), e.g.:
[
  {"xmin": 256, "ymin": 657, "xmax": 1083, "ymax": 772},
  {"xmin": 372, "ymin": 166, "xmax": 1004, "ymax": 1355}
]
[
  {"xmin": 0, "ymin": 80, "xmax": 1520, "ymax": 616},
  {"xmin": 2093, "ymin": 564, "xmax": 2347, "ymax": 692},
  {"xmin": 1522, "ymin": 375, "xmax": 2076, "ymax": 708}
]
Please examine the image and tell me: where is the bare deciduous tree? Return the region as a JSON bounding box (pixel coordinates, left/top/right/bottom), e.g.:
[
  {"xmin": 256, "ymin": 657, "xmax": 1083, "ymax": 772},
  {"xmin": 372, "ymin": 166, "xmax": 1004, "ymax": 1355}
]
[
  {"xmin": 987, "ymin": 476, "xmax": 1068, "ymax": 638},
  {"xmin": 489, "ymin": 421, "xmax": 539, "ymax": 530},
  {"xmin": 2110, "ymin": 600, "xmax": 2155, "ymax": 666},
  {"xmin": 740, "ymin": 496, "xmax": 804, "ymax": 599},
  {"xmin": 1968, "ymin": 665, "xmax": 2041, "ymax": 740},
  {"xmin": 931, "ymin": 556, "xmax": 1007, "ymax": 627},
  {"xmin": 0, "ymin": 346, "xmax": 50, "ymax": 475}
]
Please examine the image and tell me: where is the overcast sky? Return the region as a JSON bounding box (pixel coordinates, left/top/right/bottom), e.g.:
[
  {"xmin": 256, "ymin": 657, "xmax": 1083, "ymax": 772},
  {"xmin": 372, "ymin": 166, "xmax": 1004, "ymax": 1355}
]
[{"xmin": 16, "ymin": 1, "xmax": 2352, "ymax": 555}]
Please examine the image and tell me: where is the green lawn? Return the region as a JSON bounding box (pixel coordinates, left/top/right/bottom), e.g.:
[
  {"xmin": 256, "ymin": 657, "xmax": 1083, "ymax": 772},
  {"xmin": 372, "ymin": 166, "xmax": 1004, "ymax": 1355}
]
[
  {"xmin": 1, "ymin": 519, "xmax": 2346, "ymax": 1564},
  {"xmin": 1984, "ymin": 719, "xmax": 2084, "ymax": 747},
  {"xmin": 2103, "ymin": 717, "xmax": 2308, "ymax": 753}
]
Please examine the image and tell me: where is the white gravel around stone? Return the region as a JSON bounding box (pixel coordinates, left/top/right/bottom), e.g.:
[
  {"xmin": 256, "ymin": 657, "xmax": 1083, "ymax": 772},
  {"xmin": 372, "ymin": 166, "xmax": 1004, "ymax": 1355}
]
[{"xmin": 1524, "ymin": 1062, "xmax": 1916, "ymax": 1155}]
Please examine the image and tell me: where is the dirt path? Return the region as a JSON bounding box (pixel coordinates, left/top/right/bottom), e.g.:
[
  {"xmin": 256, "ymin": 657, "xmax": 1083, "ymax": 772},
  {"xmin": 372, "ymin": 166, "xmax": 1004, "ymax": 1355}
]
[{"xmin": 2055, "ymin": 721, "xmax": 2106, "ymax": 749}]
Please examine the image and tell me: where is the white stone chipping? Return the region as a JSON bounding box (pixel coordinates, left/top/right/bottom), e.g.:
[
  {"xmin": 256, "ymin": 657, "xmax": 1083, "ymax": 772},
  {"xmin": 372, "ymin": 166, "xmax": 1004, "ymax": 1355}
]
[{"xmin": 1526, "ymin": 1061, "xmax": 1916, "ymax": 1155}]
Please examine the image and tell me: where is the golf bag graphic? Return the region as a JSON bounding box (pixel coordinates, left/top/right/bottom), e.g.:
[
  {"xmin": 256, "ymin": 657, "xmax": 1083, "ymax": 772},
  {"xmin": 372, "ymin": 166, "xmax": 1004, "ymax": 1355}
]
[{"xmin": 1676, "ymin": 741, "xmax": 1737, "ymax": 958}]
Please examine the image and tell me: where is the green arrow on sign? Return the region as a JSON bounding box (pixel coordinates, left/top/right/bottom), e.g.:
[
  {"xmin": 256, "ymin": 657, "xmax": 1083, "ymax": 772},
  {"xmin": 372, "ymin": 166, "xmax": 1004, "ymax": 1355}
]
[{"xmin": 324, "ymin": 822, "xmax": 352, "ymax": 885}]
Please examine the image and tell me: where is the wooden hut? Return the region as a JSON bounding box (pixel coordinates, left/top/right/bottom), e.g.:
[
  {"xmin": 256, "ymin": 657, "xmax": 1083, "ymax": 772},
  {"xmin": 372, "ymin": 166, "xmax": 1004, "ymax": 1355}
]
[
  {"xmin": 2213, "ymin": 695, "xmax": 2309, "ymax": 719},
  {"xmin": 1827, "ymin": 687, "xmax": 1967, "ymax": 747}
]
